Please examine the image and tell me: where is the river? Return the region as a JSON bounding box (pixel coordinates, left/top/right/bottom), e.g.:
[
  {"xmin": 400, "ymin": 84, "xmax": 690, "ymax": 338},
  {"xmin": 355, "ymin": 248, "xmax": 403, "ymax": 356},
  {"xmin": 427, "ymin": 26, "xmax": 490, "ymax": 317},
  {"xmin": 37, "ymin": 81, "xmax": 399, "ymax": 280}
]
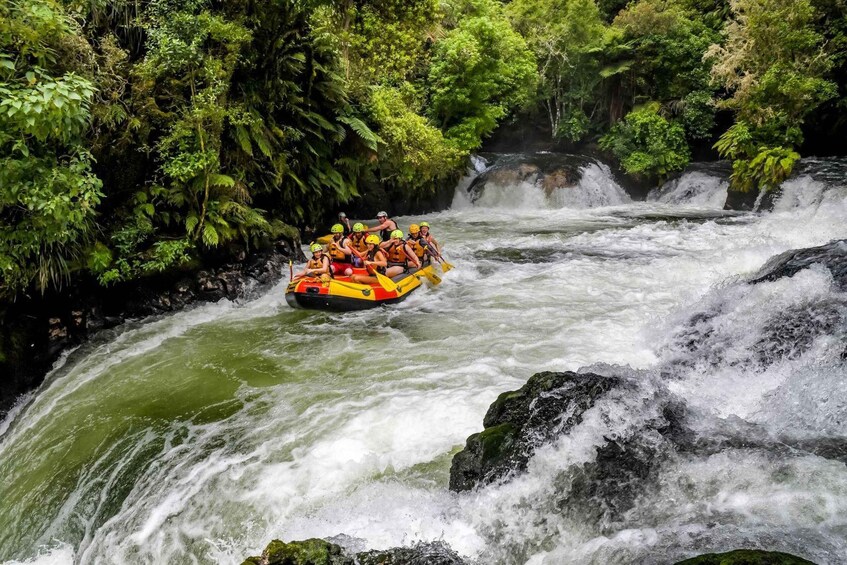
[{"xmin": 1, "ymin": 156, "xmax": 846, "ymax": 564}]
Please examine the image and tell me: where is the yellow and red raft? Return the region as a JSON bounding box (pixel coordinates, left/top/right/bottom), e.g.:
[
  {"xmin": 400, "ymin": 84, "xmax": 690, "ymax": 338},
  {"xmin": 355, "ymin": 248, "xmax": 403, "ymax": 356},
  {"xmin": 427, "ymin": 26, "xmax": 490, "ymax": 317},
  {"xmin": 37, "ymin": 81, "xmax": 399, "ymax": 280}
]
[{"xmin": 285, "ymin": 264, "xmax": 441, "ymax": 311}]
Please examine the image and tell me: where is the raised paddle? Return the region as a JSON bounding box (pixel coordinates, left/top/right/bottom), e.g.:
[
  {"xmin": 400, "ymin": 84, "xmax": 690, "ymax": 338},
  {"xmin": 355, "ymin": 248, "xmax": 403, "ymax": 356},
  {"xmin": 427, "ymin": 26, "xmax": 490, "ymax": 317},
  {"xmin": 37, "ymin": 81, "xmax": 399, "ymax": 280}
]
[
  {"xmin": 421, "ymin": 242, "xmax": 453, "ymax": 272},
  {"xmin": 349, "ymin": 247, "xmax": 399, "ymax": 293}
]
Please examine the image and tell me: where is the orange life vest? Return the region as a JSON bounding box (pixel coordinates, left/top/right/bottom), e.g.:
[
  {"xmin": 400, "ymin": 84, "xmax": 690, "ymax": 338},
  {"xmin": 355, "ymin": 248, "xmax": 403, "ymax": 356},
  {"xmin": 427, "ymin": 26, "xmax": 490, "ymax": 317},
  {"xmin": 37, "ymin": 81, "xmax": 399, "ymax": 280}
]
[
  {"xmin": 307, "ymin": 255, "xmax": 328, "ymax": 272},
  {"xmin": 349, "ymin": 233, "xmax": 368, "ymax": 254},
  {"xmin": 328, "ymin": 236, "xmax": 349, "ymax": 261},
  {"xmin": 385, "ymin": 241, "xmax": 407, "ymax": 264},
  {"xmin": 407, "ymin": 235, "xmax": 428, "ymax": 260}
]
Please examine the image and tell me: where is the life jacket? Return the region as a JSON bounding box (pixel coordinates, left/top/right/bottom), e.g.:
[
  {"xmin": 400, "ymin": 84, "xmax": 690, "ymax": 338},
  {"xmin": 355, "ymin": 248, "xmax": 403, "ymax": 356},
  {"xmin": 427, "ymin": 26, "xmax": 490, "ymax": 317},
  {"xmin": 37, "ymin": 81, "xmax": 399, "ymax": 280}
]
[
  {"xmin": 379, "ymin": 219, "xmax": 398, "ymax": 243},
  {"xmin": 307, "ymin": 255, "xmax": 328, "ymax": 273},
  {"xmin": 407, "ymin": 235, "xmax": 429, "ymax": 260},
  {"xmin": 367, "ymin": 248, "xmax": 387, "ymax": 275},
  {"xmin": 328, "ymin": 236, "xmax": 349, "ymax": 262},
  {"xmin": 349, "ymin": 233, "xmax": 368, "ymax": 254},
  {"xmin": 385, "ymin": 241, "xmax": 407, "ymax": 266}
]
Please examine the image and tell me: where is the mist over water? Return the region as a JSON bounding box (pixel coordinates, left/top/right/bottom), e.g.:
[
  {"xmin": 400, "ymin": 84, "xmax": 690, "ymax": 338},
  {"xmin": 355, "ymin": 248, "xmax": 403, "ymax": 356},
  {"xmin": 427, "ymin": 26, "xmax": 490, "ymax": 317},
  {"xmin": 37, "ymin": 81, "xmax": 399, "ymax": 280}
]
[{"xmin": 2, "ymin": 156, "xmax": 847, "ymax": 564}]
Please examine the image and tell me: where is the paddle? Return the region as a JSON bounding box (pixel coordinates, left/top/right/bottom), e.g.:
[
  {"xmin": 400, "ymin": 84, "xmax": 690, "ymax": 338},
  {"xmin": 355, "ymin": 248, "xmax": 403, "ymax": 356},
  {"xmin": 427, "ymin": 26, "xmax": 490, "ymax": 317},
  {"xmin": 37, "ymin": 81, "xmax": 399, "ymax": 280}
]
[
  {"xmin": 289, "ymin": 259, "xmax": 293, "ymax": 281},
  {"xmin": 349, "ymin": 247, "xmax": 399, "ymax": 293},
  {"xmin": 415, "ymin": 266, "xmax": 442, "ymax": 286},
  {"xmin": 420, "ymin": 241, "xmax": 453, "ymax": 273}
]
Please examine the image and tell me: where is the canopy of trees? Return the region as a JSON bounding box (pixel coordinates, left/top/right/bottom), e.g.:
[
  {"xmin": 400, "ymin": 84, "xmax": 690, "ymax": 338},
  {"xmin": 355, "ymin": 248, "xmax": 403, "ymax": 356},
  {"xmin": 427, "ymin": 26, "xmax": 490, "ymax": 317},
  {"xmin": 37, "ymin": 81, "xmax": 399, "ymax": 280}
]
[{"xmin": 2, "ymin": 0, "xmax": 846, "ymax": 299}]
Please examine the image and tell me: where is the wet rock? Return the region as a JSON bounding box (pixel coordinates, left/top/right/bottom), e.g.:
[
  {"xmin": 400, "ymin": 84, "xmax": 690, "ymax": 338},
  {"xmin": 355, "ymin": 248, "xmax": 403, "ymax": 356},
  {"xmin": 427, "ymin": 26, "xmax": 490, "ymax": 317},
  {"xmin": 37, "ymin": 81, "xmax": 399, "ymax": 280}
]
[
  {"xmin": 241, "ymin": 538, "xmax": 353, "ymax": 565},
  {"xmin": 722, "ymin": 184, "xmax": 779, "ymax": 211},
  {"xmin": 467, "ymin": 153, "xmax": 603, "ymax": 202},
  {"xmin": 750, "ymin": 239, "xmax": 847, "ymax": 289},
  {"xmin": 449, "ymin": 371, "xmax": 619, "ymax": 491},
  {"xmin": 241, "ymin": 540, "xmax": 467, "ymax": 565},
  {"xmin": 674, "ymin": 549, "xmax": 816, "ymax": 564},
  {"xmin": 356, "ymin": 542, "xmax": 467, "ymax": 565}
]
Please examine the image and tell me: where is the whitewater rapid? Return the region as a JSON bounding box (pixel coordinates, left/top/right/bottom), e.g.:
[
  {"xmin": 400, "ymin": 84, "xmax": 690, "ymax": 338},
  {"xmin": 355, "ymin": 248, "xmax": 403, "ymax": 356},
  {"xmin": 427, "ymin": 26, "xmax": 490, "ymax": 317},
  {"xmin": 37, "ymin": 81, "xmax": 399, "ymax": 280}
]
[{"xmin": 2, "ymin": 158, "xmax": 847, "ymax": 564}]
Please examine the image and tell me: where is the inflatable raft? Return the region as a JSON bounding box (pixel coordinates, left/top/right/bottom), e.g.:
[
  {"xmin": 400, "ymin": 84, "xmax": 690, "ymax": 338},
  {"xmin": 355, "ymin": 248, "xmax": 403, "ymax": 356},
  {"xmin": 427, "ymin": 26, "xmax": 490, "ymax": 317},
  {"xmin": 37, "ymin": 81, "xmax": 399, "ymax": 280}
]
[{"xmin": 285, "ymin": 264, "xmax": 441, "ymax": 311}]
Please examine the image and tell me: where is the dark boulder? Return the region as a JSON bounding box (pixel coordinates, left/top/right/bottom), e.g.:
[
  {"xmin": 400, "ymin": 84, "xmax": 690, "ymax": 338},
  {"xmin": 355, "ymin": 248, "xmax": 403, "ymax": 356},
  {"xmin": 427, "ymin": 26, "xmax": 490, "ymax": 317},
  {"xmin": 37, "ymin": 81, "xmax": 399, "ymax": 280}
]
[
  {"xmin": 674, "ymin": 549, "xmax": 816, "ymax": 565},
  {"xmin": 449, "ymin": 371, "xmax": 620, "ymax": 491},
  {"xmin": 750, "ymin": 239, "xmax": 847, "ymax": 289}
]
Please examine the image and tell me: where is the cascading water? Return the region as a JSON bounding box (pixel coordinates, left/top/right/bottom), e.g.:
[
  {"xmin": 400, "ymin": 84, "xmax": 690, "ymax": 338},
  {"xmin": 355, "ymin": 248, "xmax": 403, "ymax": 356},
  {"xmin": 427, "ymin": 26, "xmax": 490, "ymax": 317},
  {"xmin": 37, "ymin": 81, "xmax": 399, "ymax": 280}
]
[
  {"xmin": 647, "ymin": 162, "xmax": 731, "ymax": 208},
  {"xmin": 2, "ymin": 155, "xmax": 847, "ymax": 564}
]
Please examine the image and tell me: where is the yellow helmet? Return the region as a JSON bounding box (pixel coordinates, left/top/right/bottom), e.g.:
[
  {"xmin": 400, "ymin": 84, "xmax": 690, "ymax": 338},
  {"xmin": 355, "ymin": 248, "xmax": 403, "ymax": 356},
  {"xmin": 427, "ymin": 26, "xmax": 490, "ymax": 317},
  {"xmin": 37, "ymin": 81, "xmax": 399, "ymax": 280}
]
[
  {"xmin": 310, "ymin": 243, "xmax": 323, "ymax": 253},
  {"xmin": 365, "ymin": 234, "xmax": 380, "ymax": 245},
  {"xmin": 352, "ymin": 222, "xmax": 365, "ymax": 233},
  {"xmin": 409, "ymin": 224, "xmax": 420, "ymax": 234},
  {"xmin": 390, "ymin": 229, "xmax": 403, "ymax": 239},
  {"xmin": 331, "ymin": 223, "xmax": 344, "ymax": 234},
  {"xmin": 420, "ymin": 221, "xmax": 430, "ymax": 228}
]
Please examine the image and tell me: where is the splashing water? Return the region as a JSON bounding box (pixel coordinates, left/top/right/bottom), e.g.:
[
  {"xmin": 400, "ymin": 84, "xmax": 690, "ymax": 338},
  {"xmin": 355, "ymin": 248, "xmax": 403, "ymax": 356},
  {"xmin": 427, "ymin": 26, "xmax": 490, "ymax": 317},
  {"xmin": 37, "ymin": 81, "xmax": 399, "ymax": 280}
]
[{"xmin": 2, "ymin": 156, "xmax": 847, "ymax": 564}]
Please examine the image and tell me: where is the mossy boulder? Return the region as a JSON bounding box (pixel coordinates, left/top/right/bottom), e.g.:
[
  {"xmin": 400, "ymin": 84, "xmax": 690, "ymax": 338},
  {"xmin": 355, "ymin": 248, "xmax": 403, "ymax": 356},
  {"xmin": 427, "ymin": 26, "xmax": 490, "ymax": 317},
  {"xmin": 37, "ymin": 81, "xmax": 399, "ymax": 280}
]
[
  {"xmin": 242, "ymin": 540, "xmax": 467, "ymax": 565},
  {"xmin": 674, "ymin": 549, "xmax": 817, "ymax": 565},
  {"xmin": 241, "ymin": 538, "xmax": 353, "ymax": 565},
  {"xmin": 449, "ymin": 371, "xmax": 619, "ymax": 491}
]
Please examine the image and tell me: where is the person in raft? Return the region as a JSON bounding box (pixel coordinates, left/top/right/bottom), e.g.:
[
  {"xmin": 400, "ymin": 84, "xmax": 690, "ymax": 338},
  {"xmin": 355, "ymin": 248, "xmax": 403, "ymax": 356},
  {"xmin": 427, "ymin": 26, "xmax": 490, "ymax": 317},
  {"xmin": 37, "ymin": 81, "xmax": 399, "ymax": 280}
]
[
  {"xmin": 294, "ymin": 243, "xmax": 330, "ymax": 279},
  {"xmin": 406, "ymin": 223, "xmax": 432, "ymax": 266},
  {"xmin": 419, "ymin": 221, "xmax": 441, "ymax": 254},
  {"xmin": 337, "ymin": 211, "xmax": 352, "ymax": 235},
  {"xmin": 350, "ymin": 235, "xmax": 387, "ymax": 284},
  {"xmin": 327, "ymin": 223, "xmax": 354, "ymax": 276},
  {"xmin": 366, "ymin": 211, "xmax": 397, "ymax": 242},
  {"xmin": 348, "ymin": 222, "xmax": 368, "ymax": 266},
  {"xmin": 380, "ymin": 229, "xmax": 421, "ymax": 276}
]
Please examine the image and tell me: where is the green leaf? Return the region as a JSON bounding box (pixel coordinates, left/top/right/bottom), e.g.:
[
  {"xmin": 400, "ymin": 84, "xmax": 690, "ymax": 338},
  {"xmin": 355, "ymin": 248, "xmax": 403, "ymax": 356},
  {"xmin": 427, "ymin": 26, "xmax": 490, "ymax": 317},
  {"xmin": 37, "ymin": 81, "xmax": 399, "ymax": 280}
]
[
  {"xmin": 207, "ymin": 173, "xmax": 235, "ymax": 188},
  {"xmin": 599, "ymin": 61, "xmax": 633, "ymax": 79},
  {"xmin": 202, "ymin": 224, "xmax": 219, "ymax": 246}
]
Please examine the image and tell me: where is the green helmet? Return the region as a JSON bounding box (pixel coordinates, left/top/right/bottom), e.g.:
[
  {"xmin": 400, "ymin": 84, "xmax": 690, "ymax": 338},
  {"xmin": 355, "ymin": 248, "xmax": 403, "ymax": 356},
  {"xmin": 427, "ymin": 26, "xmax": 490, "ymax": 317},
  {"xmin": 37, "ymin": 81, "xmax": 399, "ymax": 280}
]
[
  {"xmin": 310, "ymin": 243, "xmax": 323, "ymax": 253},
  {"xmin": 390, "ymin": 229, "xmax": 403, "ymax": 239},
  {"xmin": 420, "ymin": 221, "xmax": 430, "ymax": 228},
  {"xmin": 352, "ymin": 222, "xmax": 365, "ymax": 233},
  {"xmin": 331, "ymin": 223, "xmax": 344, "ymax": 234}
]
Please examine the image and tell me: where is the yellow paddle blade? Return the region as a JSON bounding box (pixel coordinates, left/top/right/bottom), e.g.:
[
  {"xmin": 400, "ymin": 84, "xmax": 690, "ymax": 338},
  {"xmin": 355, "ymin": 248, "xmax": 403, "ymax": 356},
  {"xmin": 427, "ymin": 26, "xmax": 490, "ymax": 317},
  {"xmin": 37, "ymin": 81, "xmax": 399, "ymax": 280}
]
[
  {"xmin": 374, "ymin": 270, "xmax": 399, "ymax": 292},
  {"xmin": 440, "ymin": 260, "xmax": 454, "ymax": 272},
  {"xmin": 416, "ymin": 268, "xmax": 441, "ymax": 285}
]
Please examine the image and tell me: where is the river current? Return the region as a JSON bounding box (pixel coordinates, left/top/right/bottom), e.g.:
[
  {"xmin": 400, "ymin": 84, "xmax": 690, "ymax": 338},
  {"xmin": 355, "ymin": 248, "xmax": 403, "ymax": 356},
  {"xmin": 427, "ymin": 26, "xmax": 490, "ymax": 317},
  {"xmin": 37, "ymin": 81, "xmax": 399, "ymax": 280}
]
[{"xmin": 2, "ymin": 156, "xmax": 847, "ymax": 564}]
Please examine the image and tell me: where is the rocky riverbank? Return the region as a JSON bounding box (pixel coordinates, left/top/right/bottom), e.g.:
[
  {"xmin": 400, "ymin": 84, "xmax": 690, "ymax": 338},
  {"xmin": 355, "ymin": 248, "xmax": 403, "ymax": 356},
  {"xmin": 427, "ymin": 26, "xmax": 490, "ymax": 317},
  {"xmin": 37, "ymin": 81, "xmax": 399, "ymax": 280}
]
[{"xmin": 0, "ymin": 238, "xmax": 302, "ymax": 416}]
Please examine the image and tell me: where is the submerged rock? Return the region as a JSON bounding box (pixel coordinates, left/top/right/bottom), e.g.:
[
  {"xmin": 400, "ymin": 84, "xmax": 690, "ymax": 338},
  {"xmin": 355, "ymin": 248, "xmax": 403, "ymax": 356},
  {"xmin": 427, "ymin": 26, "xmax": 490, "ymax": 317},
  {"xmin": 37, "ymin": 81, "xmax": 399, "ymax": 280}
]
[
  {"xmin": 674, "ymin": 549, "xmax": 816, "ymax": 564},
  {"xmin": 241, "ymin": 540, "xmax": 467, "ymax": 565},
  {"xmin": 449, "ymin": 371, "xmax": 619, "ymax": 491},
  {"xmin": 750, "ymin": 239, "xmax": 847, "ymax": 289},
  {"xmin": 357, "ymin": 542, "xmax": 467, "ymax": 565}
]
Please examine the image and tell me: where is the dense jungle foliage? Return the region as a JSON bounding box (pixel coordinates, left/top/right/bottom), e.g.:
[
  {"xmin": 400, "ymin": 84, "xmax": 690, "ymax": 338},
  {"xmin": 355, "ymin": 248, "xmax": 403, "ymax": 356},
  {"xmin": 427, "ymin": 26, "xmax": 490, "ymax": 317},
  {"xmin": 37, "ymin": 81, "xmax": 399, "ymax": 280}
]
[{"xmin": 2, "ymin": 0, "xmax": 846, "ymax": 300}]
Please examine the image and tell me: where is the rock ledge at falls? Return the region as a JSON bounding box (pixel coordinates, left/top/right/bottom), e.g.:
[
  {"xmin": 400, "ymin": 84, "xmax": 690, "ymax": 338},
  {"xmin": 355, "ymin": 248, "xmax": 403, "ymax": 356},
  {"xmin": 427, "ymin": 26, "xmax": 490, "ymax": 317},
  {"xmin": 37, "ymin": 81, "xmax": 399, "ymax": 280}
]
[
  {"xmin": 750, "ymin": 239, "xmax": 847, "ymax": 289},
  {"xmin": 674, "ymin": 549, "xmax": 817, "ymax": 565},
  {"xmin": 241, "ymin": 538, "xmax": 467, "ymax": 565}
]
